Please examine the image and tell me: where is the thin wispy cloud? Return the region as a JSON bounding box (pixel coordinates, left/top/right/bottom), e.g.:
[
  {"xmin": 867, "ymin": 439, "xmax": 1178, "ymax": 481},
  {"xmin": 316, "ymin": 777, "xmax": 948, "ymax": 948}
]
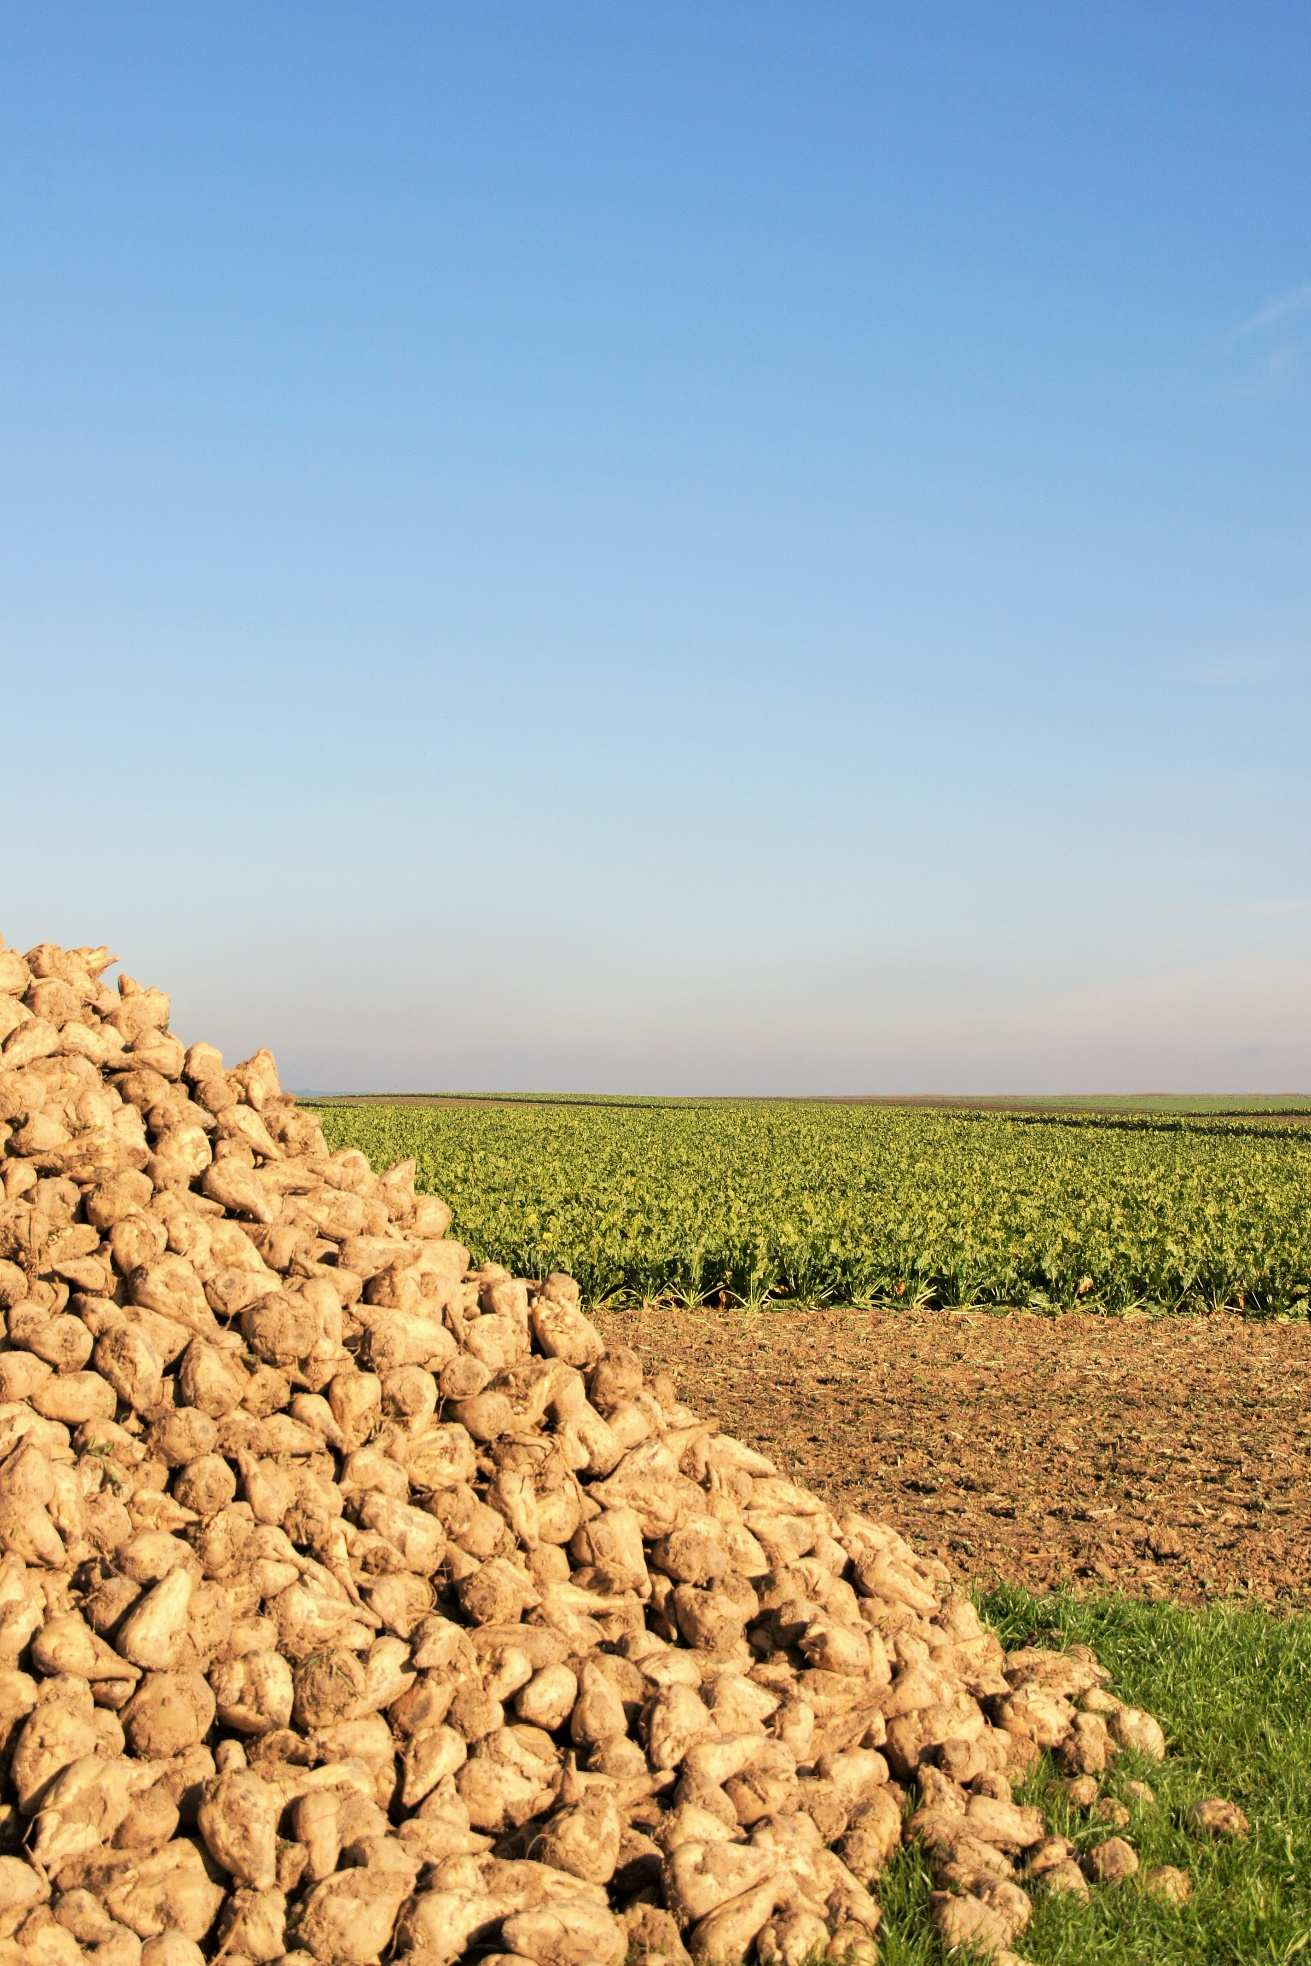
[
  {"xmin": 1236, "ymin": 282, "xmax": 1311, "ymax": 337},
  {"xmin": 1223, "ymin": 282, "xmax": 1310, "ymax": 399}
]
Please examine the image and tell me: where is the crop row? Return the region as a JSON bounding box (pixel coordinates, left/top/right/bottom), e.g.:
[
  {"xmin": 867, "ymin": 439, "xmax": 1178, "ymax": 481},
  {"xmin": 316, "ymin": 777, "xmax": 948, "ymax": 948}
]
[{"xmin": 313, "ymin": 1100, "xmax": 1311, "ymax": 1314}]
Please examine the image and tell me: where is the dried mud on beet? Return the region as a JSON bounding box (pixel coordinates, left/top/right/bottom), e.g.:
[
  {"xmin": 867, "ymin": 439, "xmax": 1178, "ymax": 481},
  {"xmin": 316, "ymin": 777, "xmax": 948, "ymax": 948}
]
[{"xmin": 594, "ymin": 1307, "xmax": 1311, "ymax": 1609}]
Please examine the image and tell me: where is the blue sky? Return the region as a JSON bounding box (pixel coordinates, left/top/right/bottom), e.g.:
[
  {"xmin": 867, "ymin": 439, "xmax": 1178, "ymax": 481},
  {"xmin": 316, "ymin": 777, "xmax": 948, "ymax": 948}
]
[{"xmin": 4, "ymin": 3, "xmax": 1309, "ymax": 1092}]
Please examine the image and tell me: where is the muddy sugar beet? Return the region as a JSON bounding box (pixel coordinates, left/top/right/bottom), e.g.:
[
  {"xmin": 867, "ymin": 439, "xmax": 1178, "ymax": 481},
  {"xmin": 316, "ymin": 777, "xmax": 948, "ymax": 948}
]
[{"xmin": 0, "ymin": 935, "xmax": 1173, "ymax": 1965}]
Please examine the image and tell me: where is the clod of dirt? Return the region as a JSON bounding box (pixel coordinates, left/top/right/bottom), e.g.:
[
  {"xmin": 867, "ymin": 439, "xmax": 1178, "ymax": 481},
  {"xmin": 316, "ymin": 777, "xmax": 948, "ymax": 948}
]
[
  {"xmin": 1037, "ymin": 1859, "xmax": 1090, "ymax": 1901},
  {"xmin": 1192, "ymin": 1797, "xmax": 1250, "ymax": 1839},
  {"xmin": 1143, "ymin": 1864, "xmax": 1191, "ymax": 1903},
  {"xmin": 0, "ymin": 936, "xmax": 1176, "ymax": 1963},
  {"xmin": 1087, "ymin": 1836, "xmax": 1139, "ymax": 1882},
  {"xmin": 1026, "ymin": 1834, "xmax": 1075, "ymax": 1875},
  {"xmin": 1109, "ymin": 1706, "xmax": 1165, "ymax": 1761}
]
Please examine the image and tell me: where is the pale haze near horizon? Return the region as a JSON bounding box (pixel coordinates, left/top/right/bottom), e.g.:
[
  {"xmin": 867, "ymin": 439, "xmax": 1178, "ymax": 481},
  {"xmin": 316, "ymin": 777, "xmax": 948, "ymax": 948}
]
[{"xmin": 4, "ymin": 4, "xmax": 1309, "ymax": 1096}]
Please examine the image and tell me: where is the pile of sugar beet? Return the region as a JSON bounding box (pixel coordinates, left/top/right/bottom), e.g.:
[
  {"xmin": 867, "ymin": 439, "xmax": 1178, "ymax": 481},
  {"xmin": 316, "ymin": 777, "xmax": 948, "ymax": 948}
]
[{"xmin": 0, "ymin": 938, "xmax": 1198, "ymax": 1966}]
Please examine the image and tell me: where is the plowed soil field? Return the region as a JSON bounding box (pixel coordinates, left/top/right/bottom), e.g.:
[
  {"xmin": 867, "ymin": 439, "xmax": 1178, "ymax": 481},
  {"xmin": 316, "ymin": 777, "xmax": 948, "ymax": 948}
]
[{"xmin": 594, "ymin": 1307, "xmax": 1311, "ymax": 1608}]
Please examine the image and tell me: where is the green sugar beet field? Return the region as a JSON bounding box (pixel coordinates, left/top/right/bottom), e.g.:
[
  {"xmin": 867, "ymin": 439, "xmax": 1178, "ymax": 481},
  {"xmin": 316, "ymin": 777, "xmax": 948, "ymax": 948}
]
[{"xmin": 312, "ymin": 1099, "xmax": 1311, "ymax": 1316}]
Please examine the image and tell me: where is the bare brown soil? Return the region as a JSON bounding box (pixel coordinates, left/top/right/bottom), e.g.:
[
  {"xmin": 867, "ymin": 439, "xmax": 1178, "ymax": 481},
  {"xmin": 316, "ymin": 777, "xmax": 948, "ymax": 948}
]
[{"xmin": 594, "ymin": 1305, "xmax": 1311, "ymax": 1608}]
